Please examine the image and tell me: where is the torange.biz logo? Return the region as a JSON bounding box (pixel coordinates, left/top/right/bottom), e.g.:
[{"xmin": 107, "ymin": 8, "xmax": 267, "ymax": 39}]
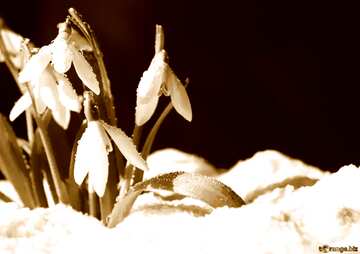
[{"xmin": 319, "ymin": 245, "xmax": 358, "ymax": 253}]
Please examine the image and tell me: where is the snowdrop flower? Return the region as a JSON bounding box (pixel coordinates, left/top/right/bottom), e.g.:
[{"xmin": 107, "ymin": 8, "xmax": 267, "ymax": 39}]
[
  {"xmin": 9, "ymin": 66, "xmax": 81, "ymax": 129},
  {"xmin": 135, "ymin": 49, "xmax": 192, "ymax": 126},
  {"xmin": 0, "ymin": 28, "xmax": 25, "ymax": 69},
  {"xmin": 74, "ymin": 93, "xmax": 148, "ymax": 197},
  {"xmin": 18, "ymin": 22, "xmax": 99, "ymax": 95}
]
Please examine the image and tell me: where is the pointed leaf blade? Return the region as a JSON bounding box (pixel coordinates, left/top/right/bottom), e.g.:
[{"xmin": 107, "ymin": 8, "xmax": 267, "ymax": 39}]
[
  {"xmin": 0, "ymin": 114, "xmax": 35, "ymax": 208},
  {"xmin": 71, "ymin": 45, "xmax": 100, "ymax": 95},
  {"xmin": 107, "ymin": 171, "xmax": 245, "ymax": 227},
  {"xmin": 101, "ymin": 121, "xmax": 148, "ymax": 172}
]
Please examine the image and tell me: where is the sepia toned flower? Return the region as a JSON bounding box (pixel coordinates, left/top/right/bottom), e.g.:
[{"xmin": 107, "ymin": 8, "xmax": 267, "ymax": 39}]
[
  {"xmin": 74, "ymin": 92, "xmax": 148, "ymax": 197},
  {"xmin": 74, "ymin": 119, "xmax": 148, "ymax": 197},
  {"xmin": 9, "ymin": 66, "xmax": 81, "ymax": 129},
  {"xmin": 18, "ymin": 22, "xmax": 99, "ymax": 95},
  {"xmin": 135, "ymin": 49, "xmax": 192, "ymax": 126},
  {"xmin": 0, "ymin": 28, "xmax": 24, "ymax": 69}
]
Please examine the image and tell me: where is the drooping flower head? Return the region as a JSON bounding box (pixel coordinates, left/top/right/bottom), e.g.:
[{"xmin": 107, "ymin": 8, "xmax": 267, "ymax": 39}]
[
  {"xmin": 135, "ymin": 25, "xmax": 192, "ymax": 126},
  {"xmin": 9, "ymin": 22, "xmax": 99, "ymax": 129},
  {"xmin": 0, "ymin": 27, "xmax": 25, "ymax": 69},
  {"xmin": 18, "ymin": 22, "xmax": 99, "ymax": 95},
  {"xmin": 74, "ymin": 92, "xmax": 148, "ymax": 197},
  {"xmin": 9, "ymin": 65, "xmax": 81, "ymax": 129}
]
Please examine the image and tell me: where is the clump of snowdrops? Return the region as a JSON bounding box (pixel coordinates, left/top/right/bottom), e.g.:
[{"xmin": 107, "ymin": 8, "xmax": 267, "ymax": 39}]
[{"xmin": 0, "ymin": 8, "xmax": 245, "ymax": 227}]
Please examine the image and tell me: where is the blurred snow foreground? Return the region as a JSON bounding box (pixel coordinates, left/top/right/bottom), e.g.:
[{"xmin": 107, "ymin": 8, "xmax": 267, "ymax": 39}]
[{"xmin": 1, "ymin": 149, "xmax": 360, "ymax": 254}]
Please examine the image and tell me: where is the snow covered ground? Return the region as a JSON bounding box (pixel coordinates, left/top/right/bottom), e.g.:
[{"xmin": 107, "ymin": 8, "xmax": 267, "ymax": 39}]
[{"xmin": 1, "ymin": 149, "xmax": 359, "ymax": 254}]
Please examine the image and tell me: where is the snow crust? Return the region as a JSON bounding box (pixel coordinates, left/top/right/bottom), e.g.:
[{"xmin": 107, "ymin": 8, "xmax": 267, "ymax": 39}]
[{"xmin": 1, "ymin": 149, "xmax": 359, "ymax": 254}]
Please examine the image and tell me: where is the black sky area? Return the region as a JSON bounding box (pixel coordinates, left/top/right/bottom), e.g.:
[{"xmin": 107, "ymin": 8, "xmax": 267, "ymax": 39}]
[{"xmin": 0, "ymin": 1, "xmax": 359, "ymax": 172}]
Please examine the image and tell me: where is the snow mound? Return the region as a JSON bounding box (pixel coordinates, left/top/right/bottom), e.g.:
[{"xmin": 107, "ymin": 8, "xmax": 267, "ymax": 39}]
[
  {"xmin": 145, "ymin": 148, "xmax": 217, "ymax": 179},
  {"xmin": 0, "ymin": 150, "xmax": 359, "ymax": 254},
  {"xmin": 219, "ymin": 150, "xmax": 327, "ymax": 202},
  {"xmin": 0, "ymin": 203, "xmax": 108, "ymax": 254}
]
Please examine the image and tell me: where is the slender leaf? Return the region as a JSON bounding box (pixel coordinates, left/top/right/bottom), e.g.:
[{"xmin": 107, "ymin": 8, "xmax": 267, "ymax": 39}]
[
  {"xmin": 107, "ymin": 171, "xmax": 245, "ymax": 227},
  {"xmin": 133, "ymin": 101, "xmax": 173, "ymax": 185},
  {"xmin": 29, "ymin": 131, "xmax": 49, "ymax": 207},
  {"xmin": 100, "ymin": 145, "xmax": 120, "ymax": 222},
  {"xmin": 0, "ymin": 114, "xmax": 36, "ymax": 207},
  {"xmin": 41, "ymin": 110, "xmax": 72, "ymax": 180}
]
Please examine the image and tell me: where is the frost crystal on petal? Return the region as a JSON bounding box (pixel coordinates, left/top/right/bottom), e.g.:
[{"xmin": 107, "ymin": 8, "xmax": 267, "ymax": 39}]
[
  {"xmin": 101, "ymin": 121, "xmax": 148, "ymax": 171},
  {"xmin": 18, "ymin": 46, "xmax": 52, "ymax": 83},
  {"xmin": 74, "ymin": 121, "xmax": 112, "ymax": 197},
  {"xmin": 71, "ymin": 45, "xmax": 100, "ymax": 95}
]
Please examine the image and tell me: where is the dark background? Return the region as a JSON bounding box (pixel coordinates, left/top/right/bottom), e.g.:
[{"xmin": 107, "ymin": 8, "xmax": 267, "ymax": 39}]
[{"xmin": 0, "ymin": 0, "xmax": 359, "ymax": 171}]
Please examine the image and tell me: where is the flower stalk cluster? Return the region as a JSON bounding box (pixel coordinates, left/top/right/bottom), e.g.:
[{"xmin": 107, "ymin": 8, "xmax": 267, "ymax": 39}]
[{"xmin": 0, "ymin": 8, "xmax": 195, "ymax": 223}]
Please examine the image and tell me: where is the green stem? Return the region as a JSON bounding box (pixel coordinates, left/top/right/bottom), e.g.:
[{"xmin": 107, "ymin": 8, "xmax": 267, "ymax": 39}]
[
  {"xmin": 141, "ymin": 80, "xmax": 189, "ymax": 159},
  {"xmin": 124, "ymin": 25, "xmax": 166, "ymax": 188},
  {"xmin": 26, "ymin": 110, "xmax": 34, "ymax": 145},
  {"xmin": 118, "ymin": 124, "xmax": 143, "ymax": 197},
  {"xmin": 26, "ymin": 85, "xmax": 69, "ymax": 204},
  {"xmin": 68, "ymin": 7, "xmax": 117, "ymax": 125},
  {"xmin": 155, "ymin": 25, "xmax": 165, "ymax": 54},
  {"xmin": 142, "ymin": 103, "xmax": 173, "ymax": 159},
  {"xmin": 132, "ymin": 102, "xmax": 174, "ymax": 185},
  {"xmin": 0, "ymin": 25, "xmax": 69, "ymax": 204},
  {"xmin": 68, "ymin": 10, "xmax": 124, "ymax": 217},
  {"xmin": 88, "ymin": 187, "xmax": 99, "ymax": 218}
]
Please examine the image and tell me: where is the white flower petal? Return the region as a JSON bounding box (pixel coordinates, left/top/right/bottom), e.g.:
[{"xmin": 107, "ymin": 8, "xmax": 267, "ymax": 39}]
[
  {"xmin": 71, "ymin": 45, "xmax": 100, "ymax": 95},
  {"xmin": 101, "ymin": 121, "xmax": 148, "ymax": 171},
  {"xmin": 74, "ymin": 127, "xmax": 92, "ymax": 186},
  {"xmin": 1, "ymin": 29, "xmax": 23, "ymax": 55},
  {"xmin": 70, "ymin": 30, "xmax": 92, "ymax": 51},
  {"xmin": 137, "ymin": 51, "xmax": 166, "ymax": 103},
  {"xmin": 38, "ymin": 70, "xmax": 59, "ymax": 111},
  {"xmin": 51, "ymin": 37, "xmax": 73, "ymax": 73},
  {"xmin": 0, "ymin": 29, "xmax": 24, "ymax": 68},
  {"xmin": 135, "ymin": 95, "xmax": 159, "ymax": 126},
  {"xmin": 11, "ymin": 53, "xmax": 25, "ymax": 69},
  {"xmin": 33, "ymin": 81, "xmax": 46, "ymax": 114},
  {"xmin": 18, "ymin": 46, "xmax": 52, "ymax": 83},
  {"xmin": 88, "ymin": 143, "xmax": 109, "ymax": 197},
  {"xmin": 56, "ymin": 74, "xmax": 81, "ymax": 112},
  {"xmin": 168, "ymin": 69, "xmax": 192, "ymax": 122},
  {"xmin": 51, "ymin": 101, "xmax": 71, "ymax": 130},
  {"xmin": 74, "ymin": 121, "xmax": 112, "ymax": 196},
  {"xmin": 9, "ymin": 92, "xmax": 32, "ymax": 121}
]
